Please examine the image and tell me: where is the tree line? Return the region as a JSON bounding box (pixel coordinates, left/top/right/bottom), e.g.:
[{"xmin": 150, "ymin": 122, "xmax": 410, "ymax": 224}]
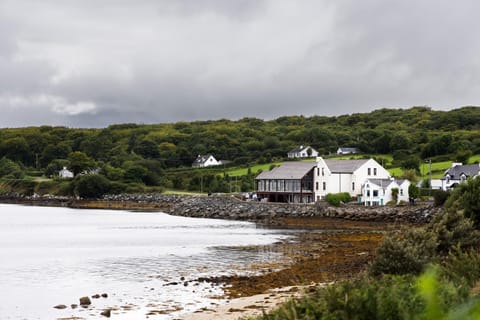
[{"xmin": 0, "ymin": 106, "xmax": 479, "ymax": 196}]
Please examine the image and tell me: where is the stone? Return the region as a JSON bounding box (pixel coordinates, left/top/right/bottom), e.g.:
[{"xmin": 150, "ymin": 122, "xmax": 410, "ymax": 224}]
[
  {"xmin": 54, "ymin": 304, "xmax": 67, "ymax": 309},
  {"xmin": 71, "ymin": 304, "xmax": 78, "ymax": 309},
  {"xmin": 101, "ymin": 293, "xmax": 108, "ymax": 298},
  {"xmin": 92, "ymin": 294, "xmax": 101, "ymax": 299},
  {"xmin": 79, "ymin": 296, "xmax": 91, "ymax": 306},
  {"xmin": 101, "ymin": 309, "xmax": 111, "ymax": 317}
]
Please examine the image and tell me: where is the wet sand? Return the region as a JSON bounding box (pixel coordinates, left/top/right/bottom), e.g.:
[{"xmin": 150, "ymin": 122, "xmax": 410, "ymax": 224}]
[{"xmin": 181, "ymin": 217, "xmax": 399, "ymax": 319}]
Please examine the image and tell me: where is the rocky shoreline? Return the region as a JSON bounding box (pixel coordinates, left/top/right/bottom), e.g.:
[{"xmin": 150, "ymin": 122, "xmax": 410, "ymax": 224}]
[{"xmin": 0, "ymin": 193, "xmax": 441, "ymax": 224}]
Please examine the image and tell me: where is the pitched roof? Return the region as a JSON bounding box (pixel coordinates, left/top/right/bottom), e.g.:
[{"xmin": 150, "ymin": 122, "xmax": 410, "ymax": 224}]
[
  {"xmin": 288, "ymin": 145, "xmax": 314, "ymax": 153},
  {"xmin": 366, "ymin": 178, "xmax": 395, "ymax": 188},
  {"xmin": 444, "ymin": 164, "xmax": 480, "ymax": 179},
  {"xmin": 255, "ymin": 162, "xmax": 316, "ymax": 180},
  {"xmin": 193, "ymin": 154, "xmax": 214, "ymax": 165},
  {"xmin": 324, "ymin": 159, "xmax": 369, "ymax": 173},
  {"xmin": 338, "ymin": 147, "xmax": 358, "ymax": 152}
]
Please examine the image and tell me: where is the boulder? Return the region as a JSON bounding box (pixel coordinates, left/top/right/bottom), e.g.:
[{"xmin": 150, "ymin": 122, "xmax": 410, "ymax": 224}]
[{"xmin": 79, "ymin": 296, "xmax": 91, "ymax": 306}]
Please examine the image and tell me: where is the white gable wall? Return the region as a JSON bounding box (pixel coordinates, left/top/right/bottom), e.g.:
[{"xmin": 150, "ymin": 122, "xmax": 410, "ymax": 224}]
[{"xmin": 314, "ymin": 157, "xmax": 391, "ymax": 200}]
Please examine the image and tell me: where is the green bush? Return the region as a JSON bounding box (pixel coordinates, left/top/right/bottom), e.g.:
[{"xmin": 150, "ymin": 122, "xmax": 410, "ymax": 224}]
[
  {"xmin": 325, "ymin": 193, "xmax": 351, "ymax": 206},
  {"xmin": 369, "ymin": 228, "xmax": 437, "ymax": 276},
  {"xmin": 74, "ymin": 174, "xmax": 111, "ymax": 198},
  {"xmin": 445, "ymin": 177, "xmax": 480, "ymax": 227},
  {"xmin": 433, "ymin": 189, "xmax": 449, "ymax": 207}
]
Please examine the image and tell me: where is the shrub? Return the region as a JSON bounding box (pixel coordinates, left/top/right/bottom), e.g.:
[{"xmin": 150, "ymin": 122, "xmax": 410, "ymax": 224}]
[
  {"xmin": 325, "ymin": 192, "xmax": 351, "ymax": 206},
  {"xmin": 445, "ymin": 177, "xmax": 480, "ymax": 227},
  {"xmin": 433, "ymin": 189, "xmax": 449, "ymax": 207},
  {"xmin": 369, "ymin": 228, "xmax": 437, "ymax": 276},
  {"xmin": 74, "ymin": 174, "xmax": 111, "ymax": 198}
]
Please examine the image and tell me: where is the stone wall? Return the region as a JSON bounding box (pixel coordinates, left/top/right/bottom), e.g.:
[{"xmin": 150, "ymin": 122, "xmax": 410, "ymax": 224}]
[{"xmin": 0, "ymin": 193, "xmax": 441, "ymax": 224}]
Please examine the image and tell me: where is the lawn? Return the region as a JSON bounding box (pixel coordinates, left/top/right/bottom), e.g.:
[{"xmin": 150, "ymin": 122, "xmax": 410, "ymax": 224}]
[{"xmin": 225, "ymin": 162, "xmax": 283, "ymax": 177}]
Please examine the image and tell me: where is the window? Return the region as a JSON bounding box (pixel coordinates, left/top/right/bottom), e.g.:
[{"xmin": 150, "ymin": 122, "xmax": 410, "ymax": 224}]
[
  {"xmin": 373, "ymin": 190, "xmax": 378, "ymax": 197},
  {"xmin": 374, "ymin": 168, "xmax": 377, "ymax": 176},
  {"xmin": 352, "ymin": 182, "xmax": 355, "ymax": 191},
  {"xmin": 317, "ymin": 168, "xmax": 320, "ymax": 176},
  {"xmin": 321, "ymin": 167, "xmax": 325, "ymax": 176},
  {"xmin": 368, "ymin": 168, "xmax": 371, "ymax": 175},
  {"xmin": 322, "ymin": 182, "xmax": 326, "ymax": 190},
  {"xmin": 316, "ymin": 182, "xmax": 319, "ymax": 191},
  {"xmin": 367, "ymin": 190, "xmax": 370, "ymax": 197},
  {"xmin": 400, "ymin": 189, "xmax": 403, "ymax": 196}
]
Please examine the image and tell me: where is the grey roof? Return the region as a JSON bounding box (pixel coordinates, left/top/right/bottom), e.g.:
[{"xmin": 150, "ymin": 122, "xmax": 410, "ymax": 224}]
[
  {"xmin": 255, "ymin": 162, "xmax": 316, "ymax": 180},
  {"xmin": 338, "ymin": 147, "xmax": 359, "ymax": 152},
  {"xmin": 324, "ymin": 159, "xmax": 369, "ymax": 173},
  {"xmin": 444, "ymin": 164, "xmax": 480, "ymax": 180},
  {"xmin": 193, "ymin": 154, "xmax": 214, "ymax": 165},
  {"xmin": 288, "ymin": 145, "xmax": 314, "ymax": 153},
  {"xmin": 366, "ymin": 178, "xmax": 395, "ymax": 188}
]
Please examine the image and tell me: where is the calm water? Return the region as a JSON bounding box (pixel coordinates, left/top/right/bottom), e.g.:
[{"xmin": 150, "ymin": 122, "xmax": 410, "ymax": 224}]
[{"xmin": 0, "ymin": 204, "xmax": 291, "ymax": 320}]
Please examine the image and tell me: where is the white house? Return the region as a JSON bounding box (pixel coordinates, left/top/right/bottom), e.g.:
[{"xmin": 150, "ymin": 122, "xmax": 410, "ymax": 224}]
[
  {"xmin": 192, "ymin": 155, "xmax": 221, "ymax": 168},
  {"xmin": 314, "ymin": 157, "xmax": 391, "ymax": 201},
  {"xmin": 441, "ymin": 163, "xmax": 480, "ymax": 190},
  {"xmin": 59, "ymin": 167, "xmax": 74, "ymax": 179},
  {"xmin": 336, "ymin": 147, "xmax": 359, "ymax": 155},
  {"xmin": 361, "ymin": 178, "xmax": 411, "ymax": 206},
  {"xmin": 287, "ymin": 146, "xmax": 319, "ymax": 159}
]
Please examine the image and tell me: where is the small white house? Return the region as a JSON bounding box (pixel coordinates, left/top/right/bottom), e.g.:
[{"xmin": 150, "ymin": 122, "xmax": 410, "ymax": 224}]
[
  {"xmin": 361, "ymin": 178, "xmax": 411, "ymax": 206},
  {"xmin": 336, "ymin": 147, "xmax": 359, "ymax": 155},
  {"xmin": 59, "ymin": 167, "xmax": 74, "ymax": 179},
  {"xmin": 441, "ymin": 163, "xmax": 480, "ymax": 190},
  {"xmin": 192, "ymin": 155, "xmax": 221, "ymax": 168},
  {"xmin": 287, "ymin": 145, "xmax": 319, "ymax": 158}
]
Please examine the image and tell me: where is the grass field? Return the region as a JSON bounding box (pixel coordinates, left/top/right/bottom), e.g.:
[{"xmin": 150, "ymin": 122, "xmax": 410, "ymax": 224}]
[
  {"xmin": 224, "ymin": 154, "xmax": 479, "ymax": 180},
  {"xmin": 225, "ymin": 162, "xmax": 283, "ymax": 177}
]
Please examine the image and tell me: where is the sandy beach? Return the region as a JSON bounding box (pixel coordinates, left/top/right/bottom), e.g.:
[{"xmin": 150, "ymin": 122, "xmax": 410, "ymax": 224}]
[{"xmin": 181, "ymin": 285, "xmax": 309, "ymax": 320}]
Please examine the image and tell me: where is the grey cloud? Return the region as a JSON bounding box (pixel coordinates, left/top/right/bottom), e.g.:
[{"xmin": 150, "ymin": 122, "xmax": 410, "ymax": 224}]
[{"xmin": 0, "ymin": 0, "xmax": 479, "ymax": 128}]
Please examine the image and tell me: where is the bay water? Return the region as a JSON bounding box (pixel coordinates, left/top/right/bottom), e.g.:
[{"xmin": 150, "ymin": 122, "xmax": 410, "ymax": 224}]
[{"xmin": 0, "ymin": 204, "xmax": 292, "ymax": 319}]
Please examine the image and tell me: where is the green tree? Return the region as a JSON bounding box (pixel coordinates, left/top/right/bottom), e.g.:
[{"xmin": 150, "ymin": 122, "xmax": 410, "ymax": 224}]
[
  {"xmin": 74, "ymin": 174, "xmax": 111, "ymax": 198},
  {"xmin": 0, "ymin": 157, "xmax": 24, "ymax": 179},
  {"xmin": 408, "ymin": 183, "xmax": 420, "ymax": 201},
  {"xmin": 68, "ymin": 151, "xmax": 95, "ymax": 176}
]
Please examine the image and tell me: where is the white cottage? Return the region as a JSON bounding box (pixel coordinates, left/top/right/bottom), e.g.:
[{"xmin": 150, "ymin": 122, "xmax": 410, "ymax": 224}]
[
  {"xmin": 441, "ymin": 163, "xmax": 480, "ymax": 190},
  {"xmin": 287, "ymin": 146, "xmax": 319, "ymax": 159},
  {"xmin": 192, "ymin": 155, "xmax": 221, "ymax": 168},
  {"xmin": 59, "ymin": 167, "xmax": 74, "ymax": 179},
  {"xmin": 361, "ymin": 178, "xmax": 411, "ymax": 206},
  {"xmin": 314, "ymin": 157, "xmax": 391, "ymax": 201}
]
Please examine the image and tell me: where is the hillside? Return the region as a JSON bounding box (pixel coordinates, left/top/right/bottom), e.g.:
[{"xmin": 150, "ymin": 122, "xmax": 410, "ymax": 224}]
[{"xmin": 0, "ymin": 106, "xmax": 479, "ymax": 196}]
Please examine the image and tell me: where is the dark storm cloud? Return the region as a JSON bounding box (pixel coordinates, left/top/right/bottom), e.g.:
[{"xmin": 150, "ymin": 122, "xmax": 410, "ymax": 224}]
[{"xmin": 0, "ymin": 0, "xmax": 479, "ymax": 127}]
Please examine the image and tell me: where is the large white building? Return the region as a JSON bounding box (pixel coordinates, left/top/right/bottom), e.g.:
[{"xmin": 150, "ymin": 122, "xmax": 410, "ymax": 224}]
[
  {"xmin": 255, "ymin": 157, "xmax": 408, "ymax": 205},
  {"xmin": 314, "ymin": 157, "xmax": 391, "ymax": 201}
]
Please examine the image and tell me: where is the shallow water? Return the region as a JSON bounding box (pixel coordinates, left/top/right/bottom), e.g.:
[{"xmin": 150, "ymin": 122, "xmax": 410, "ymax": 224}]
[{"xmin": 0, "ymin": 204, "xmax": 291, "ymax": 319}]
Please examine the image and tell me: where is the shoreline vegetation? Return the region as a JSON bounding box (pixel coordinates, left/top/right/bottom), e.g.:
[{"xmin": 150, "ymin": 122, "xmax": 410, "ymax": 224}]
[
  {"xmin": 3, "ymin": 178, "xmax": 480, "ymax": 320},
  {"xmin": 1, "ymin": 194, "xmax": 437, "ymax": 319}
]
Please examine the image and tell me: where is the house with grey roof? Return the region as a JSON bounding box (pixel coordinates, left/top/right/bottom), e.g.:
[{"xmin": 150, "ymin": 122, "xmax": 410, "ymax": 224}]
[
  {"xmin": 361, "ymin": 178, "xmax": 411, "ymax": 206},
  {"xmin": 192, "ymin": 155, "xmax": 221, "ymax": 168},
  {"xmin": 287, "ymin": 145, "xmax": 318, "ymax": 158},
  {"xmin": 336, "ymin": 147, "xmax": 359, "ymax": 155},
  {"xmin": 314, "ymin": 157, "xmax": 391, "ymax": 201},
  {"xmin": 441, "ymin": 162, "xmax": 480, "ymax": 190},
  {"xmin": 255, "ymin": 162, "xmax": 316, "ymax": 203}
]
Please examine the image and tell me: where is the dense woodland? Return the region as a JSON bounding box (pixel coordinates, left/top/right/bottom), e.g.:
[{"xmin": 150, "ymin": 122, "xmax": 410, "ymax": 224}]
[{"xmin": 0, "ymin": 106, "xmax": 479, "ymax": 196}]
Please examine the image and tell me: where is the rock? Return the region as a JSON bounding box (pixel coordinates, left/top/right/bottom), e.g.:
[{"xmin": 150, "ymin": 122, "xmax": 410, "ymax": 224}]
[
  {"xmin": 101, "ymin": 309, "xmax": 111, "ymax": 317},
  {"xmin": 54, "ymin": 304, "xmax": 67, "ymax": 309},
  {"xmin": 71, "ymin": 304, "xmax": 78, "ymax": 309},
  {"xmin": 101, "ymin": 293, "xmax": 108, "ymax": 298},
  {"xmin": 79, "ymin": 296, "xmax": 91, "ymax": 306},
  {"xmin": 92, "ymin": 294, "xmax": 101, "ymax": 299}
]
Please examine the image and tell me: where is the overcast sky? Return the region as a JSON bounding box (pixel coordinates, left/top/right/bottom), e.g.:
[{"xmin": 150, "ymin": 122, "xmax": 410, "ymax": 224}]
[{"xmin": 1, "ymin": 0, "xmax": 479, "ymax": 128}]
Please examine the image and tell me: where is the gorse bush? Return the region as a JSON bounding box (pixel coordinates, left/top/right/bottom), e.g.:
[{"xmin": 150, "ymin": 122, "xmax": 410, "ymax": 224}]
[
  {"xmin": 325, "ymin": 193, "xmax": 351, "ymax": 206},
  {"xmin": 445, "ymin": 177, "xmax": 480, "ymax": 227}
]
